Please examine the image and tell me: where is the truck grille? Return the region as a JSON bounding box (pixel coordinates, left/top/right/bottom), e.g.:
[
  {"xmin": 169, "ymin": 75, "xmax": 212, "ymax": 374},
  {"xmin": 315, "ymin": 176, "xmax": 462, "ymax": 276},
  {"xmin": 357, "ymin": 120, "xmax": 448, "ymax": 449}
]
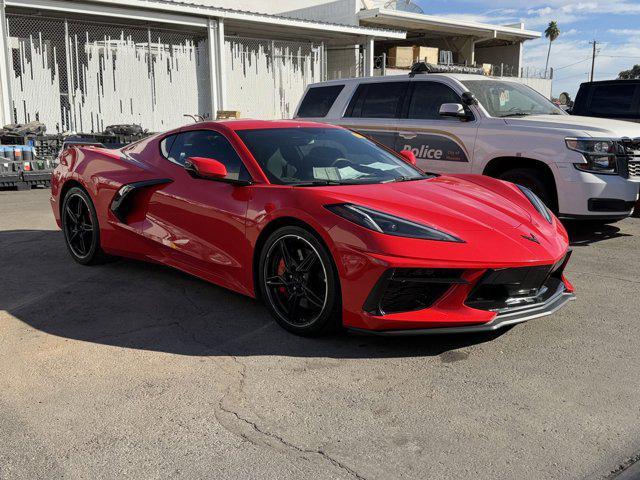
[{"xmin": 618, "ymin": 139, "xmax": 640, "ymax": 179}]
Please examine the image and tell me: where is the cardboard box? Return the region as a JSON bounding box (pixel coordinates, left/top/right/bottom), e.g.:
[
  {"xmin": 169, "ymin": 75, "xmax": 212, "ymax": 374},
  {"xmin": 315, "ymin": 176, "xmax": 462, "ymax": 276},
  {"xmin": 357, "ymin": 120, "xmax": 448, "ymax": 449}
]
[
  {"xmin": 388, "ymin": 46, "xmax": 415, "ymax": 68},
  {"xmin": 413, "ymin": 46, "xmax": 439, "ymax": 65},
  {"xmin": 217, "ymin": 110, "xmax": 240, "ymax": 120}
]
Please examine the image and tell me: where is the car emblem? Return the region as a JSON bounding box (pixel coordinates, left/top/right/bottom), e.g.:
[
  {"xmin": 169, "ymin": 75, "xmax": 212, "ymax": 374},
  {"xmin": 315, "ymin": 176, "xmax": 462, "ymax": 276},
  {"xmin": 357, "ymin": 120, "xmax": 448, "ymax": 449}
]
[{"xmin": 521, "ymin": 233, "xmax": 540, "ymax": 244}]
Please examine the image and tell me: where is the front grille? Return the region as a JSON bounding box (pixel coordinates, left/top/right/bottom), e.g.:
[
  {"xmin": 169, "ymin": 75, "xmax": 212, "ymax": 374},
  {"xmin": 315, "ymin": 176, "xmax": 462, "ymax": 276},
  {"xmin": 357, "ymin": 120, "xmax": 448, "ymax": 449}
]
[
  {"xmin": 466, "ymin": 252, "xmax": 571, "ymax": 311},
  {"xmin": 364, "ymin": 268, "xmax": 466, "ymax": 315},
  {"xmin": 618, "ymin": 139, "xmax": 640, "ymax": 179}
]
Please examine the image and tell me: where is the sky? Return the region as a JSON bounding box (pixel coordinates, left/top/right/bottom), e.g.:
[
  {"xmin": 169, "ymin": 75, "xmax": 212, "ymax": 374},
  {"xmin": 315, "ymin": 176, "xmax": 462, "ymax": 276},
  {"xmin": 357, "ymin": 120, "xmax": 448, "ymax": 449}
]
[{"xmin": 414, "ymin": 0, "xmax": 640, "ymax": 98}]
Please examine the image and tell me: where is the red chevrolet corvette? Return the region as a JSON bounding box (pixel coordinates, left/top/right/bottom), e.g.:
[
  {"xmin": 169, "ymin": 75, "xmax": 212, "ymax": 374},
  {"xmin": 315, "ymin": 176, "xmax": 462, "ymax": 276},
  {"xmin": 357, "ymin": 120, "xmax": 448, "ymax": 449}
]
[{"xmin": 51, "ymin": 120, "xmax": 574, "ymax": 336}]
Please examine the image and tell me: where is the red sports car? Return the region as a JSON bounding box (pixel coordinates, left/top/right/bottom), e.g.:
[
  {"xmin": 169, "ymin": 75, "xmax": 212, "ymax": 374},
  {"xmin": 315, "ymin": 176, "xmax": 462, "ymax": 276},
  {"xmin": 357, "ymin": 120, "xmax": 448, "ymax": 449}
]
[{"xmin": 51, "ymin": 120, "xmax": 574, "ymax": 336}]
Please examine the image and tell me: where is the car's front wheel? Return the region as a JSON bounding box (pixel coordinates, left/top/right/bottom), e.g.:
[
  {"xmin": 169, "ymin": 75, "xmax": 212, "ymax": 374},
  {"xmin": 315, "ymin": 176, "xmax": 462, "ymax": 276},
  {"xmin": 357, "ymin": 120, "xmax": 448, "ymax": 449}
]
[{"xmin": 258, "ymin": 226, "xmax": 341, "ymax": 336}]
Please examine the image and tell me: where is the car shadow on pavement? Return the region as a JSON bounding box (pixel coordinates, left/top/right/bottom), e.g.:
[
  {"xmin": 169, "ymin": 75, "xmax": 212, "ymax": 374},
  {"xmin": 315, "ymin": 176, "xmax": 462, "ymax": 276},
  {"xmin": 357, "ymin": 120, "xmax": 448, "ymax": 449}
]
[
  {"xmin": 564, "ymin": 221, "xmax": 632, "ymax": 247},
  {"xmin": 1, "ymin": 229, "xmax": 508, "ymax": 360}
]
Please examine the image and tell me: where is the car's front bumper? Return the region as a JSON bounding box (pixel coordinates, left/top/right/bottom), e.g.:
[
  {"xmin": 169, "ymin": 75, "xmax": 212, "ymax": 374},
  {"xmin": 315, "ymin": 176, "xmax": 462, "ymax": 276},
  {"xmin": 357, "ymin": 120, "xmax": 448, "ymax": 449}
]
[
  {"xmin": 338, "ymin": 244, "xmax": 574, "ymax": 333},
  {"xmin": 349, "ymin": 282, "xmax": 575, "ymax": 335}
]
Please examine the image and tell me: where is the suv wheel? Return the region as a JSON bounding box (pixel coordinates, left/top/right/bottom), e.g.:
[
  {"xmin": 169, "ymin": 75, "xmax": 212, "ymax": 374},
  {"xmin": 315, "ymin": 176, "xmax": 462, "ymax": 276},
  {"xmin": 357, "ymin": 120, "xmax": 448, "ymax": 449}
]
[{"xmin": 498, "ymin": 167, "xmax": 557, "ymax": 212}]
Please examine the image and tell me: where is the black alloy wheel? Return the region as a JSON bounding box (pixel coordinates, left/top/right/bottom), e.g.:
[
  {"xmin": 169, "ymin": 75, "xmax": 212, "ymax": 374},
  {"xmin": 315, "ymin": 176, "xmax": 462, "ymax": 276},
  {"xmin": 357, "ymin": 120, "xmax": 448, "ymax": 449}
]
[
  {"xmin": 61, "ymin": 187, "xmax": 108, "ymax": 265},
  {"xmin": 259, "ymin": 226, "xmax": 341, "ymax": 336}
]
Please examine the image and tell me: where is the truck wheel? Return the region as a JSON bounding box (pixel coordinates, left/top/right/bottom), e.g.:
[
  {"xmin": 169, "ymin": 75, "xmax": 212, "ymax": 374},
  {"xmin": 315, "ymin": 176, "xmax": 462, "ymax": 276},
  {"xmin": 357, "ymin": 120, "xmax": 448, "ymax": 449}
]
[{"xmin": 498, "ymin": 168, "xmax": 557, "ymax": 212}]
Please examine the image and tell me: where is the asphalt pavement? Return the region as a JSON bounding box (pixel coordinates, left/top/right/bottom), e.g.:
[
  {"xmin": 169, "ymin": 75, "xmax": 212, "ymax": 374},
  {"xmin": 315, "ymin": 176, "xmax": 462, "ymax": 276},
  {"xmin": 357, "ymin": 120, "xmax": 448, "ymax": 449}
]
[{"xmin": 1, "ymin": 189, "xmax": 639, "ymax": 480}]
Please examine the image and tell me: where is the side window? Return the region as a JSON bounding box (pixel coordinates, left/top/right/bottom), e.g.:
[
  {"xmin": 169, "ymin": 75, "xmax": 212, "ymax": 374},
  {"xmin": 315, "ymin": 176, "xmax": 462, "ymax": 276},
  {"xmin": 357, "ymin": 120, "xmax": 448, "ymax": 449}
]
[
  {"xmin": 167, "ymin": 130, "xmax": 250, "ymax": 181},
  {"xmin": 589, "ymin": 84, "xmax": 637, "ymax": 115},
  {"xmin": 345, "ymin": 82, "xmax": 409, "ymax": 118},
  {"xmin": 160, "ymin": 134, "xmax": 178, "ymax": 158},
  {"xmin": 407, "ymin": 82, "xmax": 467, "ymax": 120},
  {"xmin": 297, "ymin": 85, "xmax": 344, "ymax": 117}
]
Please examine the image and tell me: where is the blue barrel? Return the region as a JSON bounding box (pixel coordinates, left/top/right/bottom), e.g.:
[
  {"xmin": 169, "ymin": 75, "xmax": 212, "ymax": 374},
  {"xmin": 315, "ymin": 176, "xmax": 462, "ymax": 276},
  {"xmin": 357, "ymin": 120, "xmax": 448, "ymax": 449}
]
[
  {"xmin": 2, "ymin": 145, "xmax": 15, "ymax": 162},
  {"xmin": 22, "ymin": 146, "xmax": 34, "ymax": 163}
]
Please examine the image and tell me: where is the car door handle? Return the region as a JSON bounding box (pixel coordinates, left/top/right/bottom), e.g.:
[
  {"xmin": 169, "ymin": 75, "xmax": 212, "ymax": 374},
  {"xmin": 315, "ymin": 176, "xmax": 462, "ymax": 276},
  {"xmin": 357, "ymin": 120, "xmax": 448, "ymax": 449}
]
[{"xmin": 399, "ymin": 132, "xmax": 417, "ymax": 139}]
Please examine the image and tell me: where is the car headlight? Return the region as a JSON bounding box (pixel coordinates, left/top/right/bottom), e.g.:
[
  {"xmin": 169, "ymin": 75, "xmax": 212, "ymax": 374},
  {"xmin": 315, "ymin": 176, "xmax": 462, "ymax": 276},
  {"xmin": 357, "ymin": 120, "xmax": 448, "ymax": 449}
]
[
  {"xmin": 325, "ymin": 203, "xmax": 464, "ymax": 242},
  {"xmin": 565, "ymin": 138, "xmax": 618, "ymax": 174},
  {"xmin": 516, "ymin": 185, "xmax": 553, "ymax": 224}
]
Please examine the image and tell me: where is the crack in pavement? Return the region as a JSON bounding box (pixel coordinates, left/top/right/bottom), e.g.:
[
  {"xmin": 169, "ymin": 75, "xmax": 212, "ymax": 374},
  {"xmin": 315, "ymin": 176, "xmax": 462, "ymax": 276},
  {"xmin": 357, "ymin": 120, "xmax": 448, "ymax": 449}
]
[
  {"xmin": 213, "ymin": 355, "xmax": 368, "ymax": 480},
  {"xmin": 168, "ymin": 321, "xmax": 368, "ymax": 480}
]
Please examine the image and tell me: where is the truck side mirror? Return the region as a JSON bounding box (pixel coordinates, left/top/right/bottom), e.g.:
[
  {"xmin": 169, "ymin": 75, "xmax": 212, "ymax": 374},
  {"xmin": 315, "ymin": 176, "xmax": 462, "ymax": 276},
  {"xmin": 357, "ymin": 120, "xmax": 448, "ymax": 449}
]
[{"xmin": 439, "ymin": 103, "xmax": 468, "ymax": 119}]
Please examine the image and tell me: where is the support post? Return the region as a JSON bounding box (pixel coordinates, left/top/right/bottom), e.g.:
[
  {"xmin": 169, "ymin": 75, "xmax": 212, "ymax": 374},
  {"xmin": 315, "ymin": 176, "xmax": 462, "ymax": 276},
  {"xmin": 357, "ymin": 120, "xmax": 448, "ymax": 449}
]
[
  {"xmin": 216, "ymin": 17, "xmax": 226, "ymax": 111},
  {"xmin": 319, "ymin": 42, "xmax": 325, "ymax": 81},
  {"xmin": 0, "ymin": 0, "xmax": 13, "ymax": 126},
  {"xmin": 363, "ymin": 36, "xmax": 374, "ymax": 77},
  {"xmin": 207, "ymin": 18, "xmax": 218, "ymax": 118}
]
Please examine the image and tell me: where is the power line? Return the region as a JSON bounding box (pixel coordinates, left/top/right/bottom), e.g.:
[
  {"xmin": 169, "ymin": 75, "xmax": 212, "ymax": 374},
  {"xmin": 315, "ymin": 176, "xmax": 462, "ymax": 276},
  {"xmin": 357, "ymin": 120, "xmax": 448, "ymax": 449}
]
[
  {"xmin": 554, "ymin": 57, "xmax": 592, "ymax": 70},
  {"xmin": 554, "ymin": 72, "xmax": 590, "ymax": 81},
  {"xmin": 599, "ymin": 55, "xmax": 640, "ymax": 59}
]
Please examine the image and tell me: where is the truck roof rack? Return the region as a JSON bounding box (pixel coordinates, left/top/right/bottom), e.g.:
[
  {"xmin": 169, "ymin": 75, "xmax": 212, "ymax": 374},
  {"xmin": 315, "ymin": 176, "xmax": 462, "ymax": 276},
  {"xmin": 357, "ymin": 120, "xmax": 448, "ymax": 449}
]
[{"xmin": 409, "ymin": 62, "xmax": 484, "ymax": 77}]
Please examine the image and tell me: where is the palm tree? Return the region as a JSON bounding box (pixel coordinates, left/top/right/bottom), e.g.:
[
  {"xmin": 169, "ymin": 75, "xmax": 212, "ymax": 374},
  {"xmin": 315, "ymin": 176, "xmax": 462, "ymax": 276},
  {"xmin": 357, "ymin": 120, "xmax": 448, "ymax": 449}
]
[{"xmin": 544, "ymin": 21, "xmax": 560, "ymax": 74}]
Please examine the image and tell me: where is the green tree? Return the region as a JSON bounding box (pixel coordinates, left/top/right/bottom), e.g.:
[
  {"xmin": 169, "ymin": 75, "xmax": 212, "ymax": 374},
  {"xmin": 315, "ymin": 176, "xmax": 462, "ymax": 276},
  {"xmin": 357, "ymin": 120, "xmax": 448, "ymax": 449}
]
[
  {"xmin": 619, "ymin": 65, "xmax": 640, "ymax": 79},
  {"xmin": 544, "ymin": 21, "xmax": 561, "ymax": 73}
]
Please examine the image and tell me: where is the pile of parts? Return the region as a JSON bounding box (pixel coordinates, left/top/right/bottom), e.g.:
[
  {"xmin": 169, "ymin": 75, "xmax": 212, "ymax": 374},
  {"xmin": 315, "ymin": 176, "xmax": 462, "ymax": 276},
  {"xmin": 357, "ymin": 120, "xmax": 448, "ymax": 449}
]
[{"xmin": 0, "ymin": 122, "xmax": 151, "ymax": 190}]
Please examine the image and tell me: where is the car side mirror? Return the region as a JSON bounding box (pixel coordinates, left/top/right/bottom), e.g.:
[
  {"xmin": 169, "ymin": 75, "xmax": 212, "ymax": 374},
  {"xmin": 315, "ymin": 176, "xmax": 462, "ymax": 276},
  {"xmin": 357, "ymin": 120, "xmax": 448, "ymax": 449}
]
[
  {"xmin": 185, "ymin": 156, "xmax": 227, "ymax": 180},
  {"xmin": 439, "ymin": 103, "xmax": 468, "ymax": 119},
  {"xmin": 399, "ymin": 150, "xmax": 417, "ymax": 166}
]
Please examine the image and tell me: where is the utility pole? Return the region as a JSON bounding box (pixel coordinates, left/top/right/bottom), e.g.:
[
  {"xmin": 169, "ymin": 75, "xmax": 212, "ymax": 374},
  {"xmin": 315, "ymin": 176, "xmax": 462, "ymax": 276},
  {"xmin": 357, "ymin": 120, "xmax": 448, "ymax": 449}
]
[{"xmin": 589, "ymin": 40, "xmax": 597, "ymax": 82}]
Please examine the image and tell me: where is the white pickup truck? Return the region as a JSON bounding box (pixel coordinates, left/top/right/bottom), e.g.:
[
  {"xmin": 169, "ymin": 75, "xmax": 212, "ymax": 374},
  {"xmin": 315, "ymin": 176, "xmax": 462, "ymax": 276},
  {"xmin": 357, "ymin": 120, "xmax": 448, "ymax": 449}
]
[{"xmin": 294, "ymin": 71, "xmax": 640, "ymax": 221}]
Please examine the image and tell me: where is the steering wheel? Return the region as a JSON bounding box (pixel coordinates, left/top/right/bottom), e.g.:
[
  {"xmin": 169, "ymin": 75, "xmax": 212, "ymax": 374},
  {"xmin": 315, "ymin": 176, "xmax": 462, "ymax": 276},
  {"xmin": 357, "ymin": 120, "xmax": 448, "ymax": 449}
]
[{"xmin": 330, "ymin": 157, "xmax": 353, "ymax": 168}]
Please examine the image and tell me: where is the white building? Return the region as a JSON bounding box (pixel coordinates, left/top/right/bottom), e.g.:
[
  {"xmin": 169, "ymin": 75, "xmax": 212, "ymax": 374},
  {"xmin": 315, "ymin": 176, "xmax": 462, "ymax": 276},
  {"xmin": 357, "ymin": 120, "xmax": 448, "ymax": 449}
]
[{"xmin": 0, "ymin": 0, "xmax": 547, "ymax": 134}]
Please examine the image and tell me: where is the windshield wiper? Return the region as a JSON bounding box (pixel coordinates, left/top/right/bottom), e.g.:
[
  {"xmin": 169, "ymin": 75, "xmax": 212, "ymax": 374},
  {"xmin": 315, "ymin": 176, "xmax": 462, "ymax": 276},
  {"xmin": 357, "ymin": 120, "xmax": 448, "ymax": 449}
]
[
  {"xmin": 386, "ymin": 175, "xmax": 427, "ymax": 183},
  {"xmin": 289, "ymin": 179, "xmax": 372, "ymax": 187},
  {"xmin": 288, "ymin": 180, "xmax": 342, "ymax": 186},
  {"xmin": 498, "ymin": 112, "xmax": 531, "ymax": 118}
]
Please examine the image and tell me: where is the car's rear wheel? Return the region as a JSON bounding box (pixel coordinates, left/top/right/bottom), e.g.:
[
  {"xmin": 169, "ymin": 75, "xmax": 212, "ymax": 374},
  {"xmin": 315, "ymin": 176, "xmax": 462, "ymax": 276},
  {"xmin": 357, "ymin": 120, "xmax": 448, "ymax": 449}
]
[
  {"xmin": 61, "ymin": 186, "xmax": 109, "ymax": 265},
  {"xmin": 259, "ymin": 226, "xmax": 341, "ymax": 336},
  {"xmin": 498, "ymin": 167, "xmax": 557, "ymax": 213}
]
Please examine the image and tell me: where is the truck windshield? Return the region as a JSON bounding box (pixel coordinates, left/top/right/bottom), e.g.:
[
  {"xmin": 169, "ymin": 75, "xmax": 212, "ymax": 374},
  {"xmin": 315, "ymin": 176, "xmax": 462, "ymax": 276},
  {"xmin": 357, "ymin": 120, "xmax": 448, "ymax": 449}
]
[
  {"xmin": 462, "ymin": 80, "xmax": 565, "ymax": 118},
  {"xmin": 236, "ymin": 128, "xmax": 429, "ymax": 186}
]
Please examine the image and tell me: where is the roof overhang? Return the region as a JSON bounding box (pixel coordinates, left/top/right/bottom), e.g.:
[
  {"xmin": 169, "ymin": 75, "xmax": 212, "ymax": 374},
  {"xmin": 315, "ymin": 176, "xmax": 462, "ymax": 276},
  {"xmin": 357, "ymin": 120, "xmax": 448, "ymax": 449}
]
[
  {"xmin": 8, "ymin": 0, "xmax": 406, "ymax": 43},
  {"xmin": 358, "ymin": 8, "xmax": 540, "ymax": 41}
]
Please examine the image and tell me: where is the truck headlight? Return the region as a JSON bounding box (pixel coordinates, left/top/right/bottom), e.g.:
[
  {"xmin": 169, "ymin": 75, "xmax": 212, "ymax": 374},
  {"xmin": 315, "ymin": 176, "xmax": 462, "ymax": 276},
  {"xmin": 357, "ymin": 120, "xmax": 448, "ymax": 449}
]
[{"xmin": 565, "ymin": 138, "xmax": 617, "ymax": 174}]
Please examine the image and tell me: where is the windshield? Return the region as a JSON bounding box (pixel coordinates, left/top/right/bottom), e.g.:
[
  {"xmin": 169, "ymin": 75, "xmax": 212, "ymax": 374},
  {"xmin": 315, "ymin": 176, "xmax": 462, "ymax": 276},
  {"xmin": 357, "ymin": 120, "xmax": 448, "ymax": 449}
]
[
  {"xmin": 236, "ymin": 128, "xmax": 429, "ymax": 185},
  {"xmin": 462, "ymin": 80, "xmax": 565, "ymax": 118}
]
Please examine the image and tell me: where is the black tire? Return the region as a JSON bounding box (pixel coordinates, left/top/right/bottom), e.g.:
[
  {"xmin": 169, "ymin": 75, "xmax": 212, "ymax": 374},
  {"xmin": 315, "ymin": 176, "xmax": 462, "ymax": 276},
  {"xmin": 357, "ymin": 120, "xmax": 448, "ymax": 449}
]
[
  {"xmin": 61, "ymin": 186, "xmax": 110, "ymax": 265},
  {"xmin": 498, "ymin": 167, "xmax": 557, "ymax": 213},
  {"xmin": 258, "ymin": 226, "xmax": 341, "ymax": 336}
]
